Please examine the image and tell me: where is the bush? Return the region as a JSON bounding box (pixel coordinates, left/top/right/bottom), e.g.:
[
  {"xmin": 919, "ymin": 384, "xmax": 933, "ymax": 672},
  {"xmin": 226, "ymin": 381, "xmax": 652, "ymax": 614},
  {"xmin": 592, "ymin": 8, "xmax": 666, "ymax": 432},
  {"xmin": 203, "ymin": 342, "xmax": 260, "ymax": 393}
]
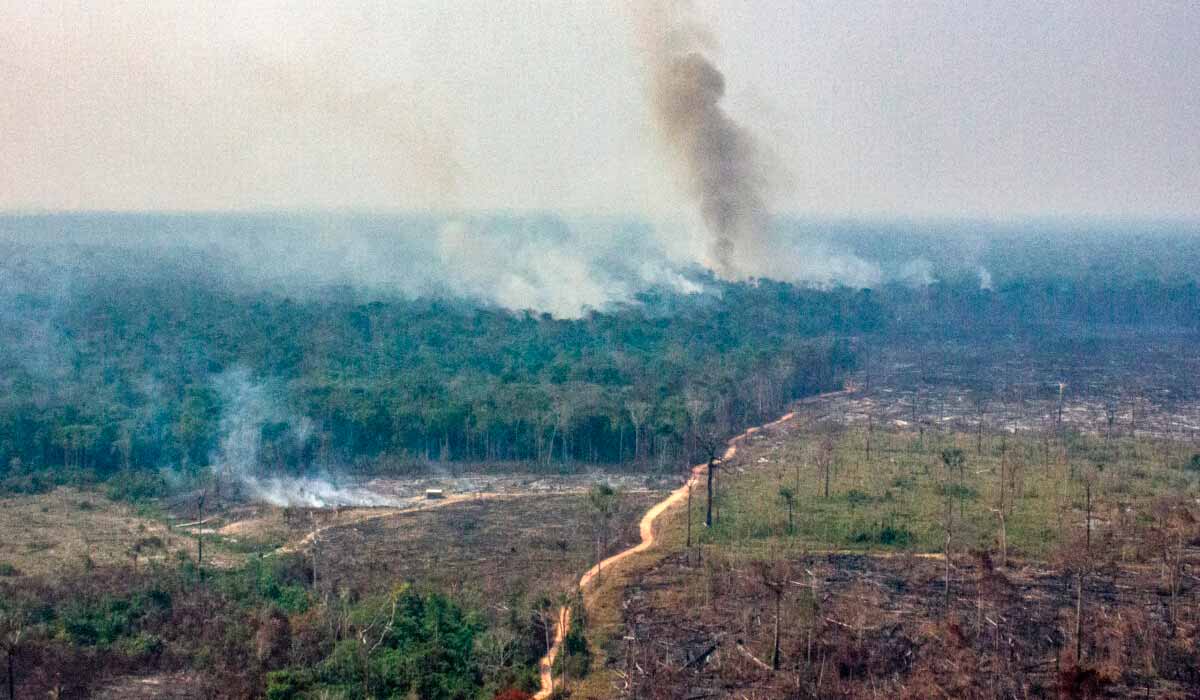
[
  {"xmin": 935, "ymin": 482, "xmax": 977, "ymax": 500},
  {"xmin": 0, "ymin": 471, "xmax": 53, "ymax": 495},
  {"xmin": 0, "ymin": 561, "xmax": 20, "ymax": 576},
  {"xmin": 57, "ymin": 589, "xmax": 172, "ymax": 648},
  {"xmin": 850, "ymin": 522, "xmax": 913, "ymax": 547},
  {"xmin": 554, "ymin": 622, "xmax": 592, "ymax": 679},
  {"xmin": 1185, "ymin": 454, "xmax": 1200, "ymax": 472},
  {"xmin": 266, "ymin": 669, "xmax": 316, "ymax": 700},
  {"xmin": 846, "ymin": 489, "xmax": 872, "ymax": 506},
  {"xmin": 115, "ymin": 632, "xmax": 165, "ymax": 659},
  {"xmin": 104, "ymin": 469, "xmax": 168, "ymax": 504},
  {"xmin": 216, "ymin": 555, "xmax": 312, "ymax": 613}
]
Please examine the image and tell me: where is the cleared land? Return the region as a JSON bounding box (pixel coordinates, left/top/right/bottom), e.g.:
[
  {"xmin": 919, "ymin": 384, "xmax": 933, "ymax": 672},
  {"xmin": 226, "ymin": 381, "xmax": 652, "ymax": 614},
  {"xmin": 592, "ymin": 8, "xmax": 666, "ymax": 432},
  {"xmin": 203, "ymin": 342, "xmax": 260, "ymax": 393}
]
[
  {"xmin": 584, "ymin": 369, "xmax": 1200, "ymax": 698},
  {"xmin": 0, "ymin": 487, "xmax": 191, "ymax": 579}
]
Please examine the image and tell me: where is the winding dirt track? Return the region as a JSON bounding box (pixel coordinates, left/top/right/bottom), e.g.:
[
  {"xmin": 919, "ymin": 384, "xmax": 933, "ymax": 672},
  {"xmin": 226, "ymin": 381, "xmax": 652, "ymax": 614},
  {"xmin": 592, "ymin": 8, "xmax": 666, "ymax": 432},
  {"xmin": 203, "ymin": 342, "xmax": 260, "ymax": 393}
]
[{"xmin": 535, "ymin": 388, "xmax": 854, "ymax": 698}]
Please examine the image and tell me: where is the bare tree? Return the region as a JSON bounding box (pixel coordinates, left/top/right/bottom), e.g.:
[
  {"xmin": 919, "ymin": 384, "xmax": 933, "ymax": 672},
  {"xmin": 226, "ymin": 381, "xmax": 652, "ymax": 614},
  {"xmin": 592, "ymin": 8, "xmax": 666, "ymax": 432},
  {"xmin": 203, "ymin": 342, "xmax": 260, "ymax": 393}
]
[
  {"xmin": 941, "ymin": 447, "xmax": 967, "ymax": 520},
  {"xmin": 626, "ymin": 400, "xmax": 651, "ymax": 463},
  {"xmin": 973, "ymin": 394, "xmax": 987, "ymax": 454},
  {"xmin": 685, "ymin": 478, "xmax": 694, "ymax": 565},
  {"xmin": 475, "ymin": 628, "xmax": 518, "ymax": 681},
  {"xmin": 940, "ymin": 466, "xmax": 957, "ymax": 612},
  {"xmin": 813, "ymin": 426, "xmax": 837, "ymax": 499},
  {"xmin": 533, "ymin": 597, "xmax": 558, "ymax": 695},
  {"xmin": 588, "ymin": 482, "xmax": 618, "ymax": 583},
  {"xmin": 697, "ymin": 432, "xmax": 722, "ymax": 529},
  {"xmin": 1, "ymin": 610, "xmax": 30, "ymax": 700},
  {"xmin": 195, "ymin": 492, "xmax": 206, "ymax": 580},
  {"xmin": 865, "ymin": 410, "xmax": 874, "ymax": 462},
  {"xmin": 754, "ymin": 559, "xmax": 789, "ymax": 672},
  {"xmin": 309, "ymin": 512, "xmax": 322, "ymax": 602},
  {"xmin": 352, "ymin": 592, "xmax": 400, "ymax": 698},
  {"xmin": 778, "ymin": 486, "xmax": 796, "ymax": 535}
]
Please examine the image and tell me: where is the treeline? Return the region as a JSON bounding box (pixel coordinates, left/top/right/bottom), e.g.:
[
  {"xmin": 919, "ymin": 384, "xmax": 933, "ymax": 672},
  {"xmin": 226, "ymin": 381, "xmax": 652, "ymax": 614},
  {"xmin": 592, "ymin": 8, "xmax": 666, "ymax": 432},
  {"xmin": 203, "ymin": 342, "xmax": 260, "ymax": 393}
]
[
  {"xmin": 0, "ymin": 273, "xmax": 872, "ymax": 485},
  {"xmin": 882, "ymin": 274, "xmax": 1200, "ymax": 339}
]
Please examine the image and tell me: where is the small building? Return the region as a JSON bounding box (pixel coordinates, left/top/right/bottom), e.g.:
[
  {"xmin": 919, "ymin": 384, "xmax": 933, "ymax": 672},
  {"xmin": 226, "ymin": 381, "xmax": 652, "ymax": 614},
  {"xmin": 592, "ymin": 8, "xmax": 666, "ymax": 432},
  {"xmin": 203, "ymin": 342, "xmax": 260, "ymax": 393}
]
[{"xmin": 425, "ymin": 489, "xmax": 445, "ymax": 500}]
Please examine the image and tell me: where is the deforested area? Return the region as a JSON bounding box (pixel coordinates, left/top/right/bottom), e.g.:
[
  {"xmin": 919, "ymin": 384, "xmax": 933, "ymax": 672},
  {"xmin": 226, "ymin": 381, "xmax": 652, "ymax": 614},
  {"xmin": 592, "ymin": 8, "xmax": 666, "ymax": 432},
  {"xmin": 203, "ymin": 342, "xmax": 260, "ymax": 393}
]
[{"xmin": 598, "ymin": 341, "xmax": 1200, "ymax": 698}]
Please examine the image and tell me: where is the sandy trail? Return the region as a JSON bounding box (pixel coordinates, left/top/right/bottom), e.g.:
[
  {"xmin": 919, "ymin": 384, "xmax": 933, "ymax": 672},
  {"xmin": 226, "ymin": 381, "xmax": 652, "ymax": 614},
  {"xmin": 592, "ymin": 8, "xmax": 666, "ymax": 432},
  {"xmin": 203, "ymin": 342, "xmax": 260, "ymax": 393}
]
[{"xmin": 535, "ymin": 388, "xmax": 855, "ymax": 698}]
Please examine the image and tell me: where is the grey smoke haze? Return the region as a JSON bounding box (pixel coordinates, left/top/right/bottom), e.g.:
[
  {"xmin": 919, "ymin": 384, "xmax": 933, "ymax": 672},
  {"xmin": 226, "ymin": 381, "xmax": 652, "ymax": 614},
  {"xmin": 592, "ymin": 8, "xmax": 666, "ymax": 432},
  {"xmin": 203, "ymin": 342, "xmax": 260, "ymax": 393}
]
[
  {"xmin": 631, "ymin": 2, "xmax": 886, "ymax": 287},
  {"xmin": 0, "ymin": 213, "xmax": 718, "ymax": 319},
  {"xmin": 636, "ymin": 0, "xmax": 773, "ymax": 279},
  {"xmin": 3, "ymin": 2, "xmax": 1199, "ymax": 220}
]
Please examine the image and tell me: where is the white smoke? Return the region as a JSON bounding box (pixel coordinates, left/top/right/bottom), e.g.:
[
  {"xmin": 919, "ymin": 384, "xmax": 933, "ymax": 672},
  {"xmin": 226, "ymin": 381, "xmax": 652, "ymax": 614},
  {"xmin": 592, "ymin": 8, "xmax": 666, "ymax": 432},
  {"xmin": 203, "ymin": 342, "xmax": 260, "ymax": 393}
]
[
  {"xmin": 0, "ymin": 213, "xmax": 888, "ymax": 325},
  {"xmin": 898, "ymin": 257, "xmax": 936, "ymax": 287},
  {"xmin": 978, "ymin": 266, "xmax": 994, "ymax": 291},
  {"xmin": 434, "ymin": 217, "xmax": 706, "ymax": 317},
  {"xmin": 240, "ymin": 475, "xmax": 401, "ymax": 509},
  {"xmin": 211, "ymin": 367, "xmax": 402, "ymax": 508}
]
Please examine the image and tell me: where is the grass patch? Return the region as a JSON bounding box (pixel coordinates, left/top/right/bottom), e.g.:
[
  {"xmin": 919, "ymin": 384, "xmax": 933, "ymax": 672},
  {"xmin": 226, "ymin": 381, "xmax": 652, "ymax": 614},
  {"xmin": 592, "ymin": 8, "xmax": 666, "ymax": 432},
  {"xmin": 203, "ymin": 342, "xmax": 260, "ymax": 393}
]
[{"xmin": 687, "ymin": 421, "xmax": 1200, "ymax": 561}]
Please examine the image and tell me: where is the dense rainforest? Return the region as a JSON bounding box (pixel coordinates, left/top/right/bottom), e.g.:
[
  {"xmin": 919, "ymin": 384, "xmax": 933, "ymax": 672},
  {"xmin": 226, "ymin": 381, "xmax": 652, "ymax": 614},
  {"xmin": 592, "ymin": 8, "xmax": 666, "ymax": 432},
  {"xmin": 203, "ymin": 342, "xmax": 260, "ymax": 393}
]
[
  {"xmin": 3, "ymin": 214, "xmax": 1199, "ymax": 492},
  {"xmin": 0, "ymin": 268, "xmax": 871, "ymax": 490}
]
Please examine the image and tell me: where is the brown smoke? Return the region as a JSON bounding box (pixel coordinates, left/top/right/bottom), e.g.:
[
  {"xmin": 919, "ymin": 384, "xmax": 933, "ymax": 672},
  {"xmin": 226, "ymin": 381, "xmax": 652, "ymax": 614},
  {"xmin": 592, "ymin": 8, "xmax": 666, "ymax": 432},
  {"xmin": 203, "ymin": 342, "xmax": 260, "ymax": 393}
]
[{"xmin": 636, "ymin": 0, "xmax": 773, "ymax": 279}]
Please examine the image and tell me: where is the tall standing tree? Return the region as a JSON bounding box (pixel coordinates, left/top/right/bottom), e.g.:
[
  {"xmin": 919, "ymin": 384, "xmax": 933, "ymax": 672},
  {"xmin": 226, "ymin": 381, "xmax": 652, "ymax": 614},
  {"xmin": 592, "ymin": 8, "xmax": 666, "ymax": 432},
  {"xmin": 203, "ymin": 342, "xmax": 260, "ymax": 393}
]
[
  {"xmin": 588, "ymin": 482, "xmax": 618, "ymax": 583},
  {"xmin": 814, "ymin": 427, "xmax": 837, "ymax": 500},
  {"xmin": 941, "ymin": 448, "xmax": 967, "ymax": 519},
  {"xmin": 626, "ymin": 400, "xmax": 650, "ymax": 463},
  {"xmin": 778, "ymin": 486, "xmax": 796, "ymax": 535},
  {"xmin": 0, "ymin": 610, "xmax": 29, "ymax": 700},
  {"xmin": 697, "ymin": 433, "xmax": 722, "ymax": 529}
]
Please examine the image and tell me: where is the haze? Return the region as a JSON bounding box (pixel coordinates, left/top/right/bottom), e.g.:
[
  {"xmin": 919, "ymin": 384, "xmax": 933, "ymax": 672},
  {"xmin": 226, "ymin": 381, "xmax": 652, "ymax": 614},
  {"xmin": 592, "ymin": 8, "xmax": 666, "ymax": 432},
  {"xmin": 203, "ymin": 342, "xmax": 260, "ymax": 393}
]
[{"xmin": 3, "ymin": 0, "xmax": 1198, "ymax": 220}]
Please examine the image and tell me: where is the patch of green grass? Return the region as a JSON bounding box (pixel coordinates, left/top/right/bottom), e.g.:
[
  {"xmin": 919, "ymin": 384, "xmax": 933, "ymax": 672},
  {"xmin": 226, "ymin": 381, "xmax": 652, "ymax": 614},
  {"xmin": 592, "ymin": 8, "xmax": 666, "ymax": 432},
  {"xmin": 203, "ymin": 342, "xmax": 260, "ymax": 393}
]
[{"xmin": 690, "ymin": 423, "xmax": 1200, "ymax": 560}]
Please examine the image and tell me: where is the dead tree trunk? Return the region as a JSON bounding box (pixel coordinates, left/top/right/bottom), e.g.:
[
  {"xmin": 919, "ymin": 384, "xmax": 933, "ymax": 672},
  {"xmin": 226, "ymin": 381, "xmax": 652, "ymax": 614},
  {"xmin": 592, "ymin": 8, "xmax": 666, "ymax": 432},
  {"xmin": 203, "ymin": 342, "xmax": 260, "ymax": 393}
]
[
  {"xmin": 686, "ymin": 481, "xmax": 693, "ymax": 564},
  {"xmin": 1075, "ymin": 571, "xmax": 1084, "ymax": 663},
  {"xmin": 772, "ymin": 585, "xmax": 782, "ymax": 671},
  {"xmin": 196, "ymin": 494, "xmax": 205, "ymax": 581},
  {"xmin": 705, "ymin": 458, "xmax": 716, "ymax": 528}
]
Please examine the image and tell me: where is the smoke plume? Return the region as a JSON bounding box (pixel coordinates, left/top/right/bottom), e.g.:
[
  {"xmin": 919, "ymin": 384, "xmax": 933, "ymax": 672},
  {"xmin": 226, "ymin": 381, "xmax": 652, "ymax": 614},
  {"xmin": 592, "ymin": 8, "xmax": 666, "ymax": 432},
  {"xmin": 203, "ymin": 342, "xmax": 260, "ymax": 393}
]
[
  {"xmin": 212, "ymin": 368, "xmax": 402, "ymax": 508},
  {"xmin": 636, "ymin": 0, "xmax": 774, "ymax": 279}
]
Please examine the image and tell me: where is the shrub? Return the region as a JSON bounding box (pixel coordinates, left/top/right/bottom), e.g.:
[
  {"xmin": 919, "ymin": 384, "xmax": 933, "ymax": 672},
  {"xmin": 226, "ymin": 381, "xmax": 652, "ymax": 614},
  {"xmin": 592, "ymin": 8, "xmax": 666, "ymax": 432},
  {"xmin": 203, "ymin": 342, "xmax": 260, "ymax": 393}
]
[
  {"xmin": 57, "ymin": 589, "xmax": 172, "ymax": 648},
  {"xmin": 935, "ymin": 482, "xmax": 977, "ymax": 500},
  {"xmin": 554, "ymin": 622, "xmax": 591, "ymax": 679},
  {"xmin": 1185, "ymin": 454, "xmax": 1200, "ymax": 472},
  {"xmin": 0, "ymin": 561, "xmax": 20, "ymax": 576},
  {"xmin": 266, "ymin": 669, "xmax": 315, "ymax": 700},
  {"xmin": 846, "ymin": 489, "xmax": 872, "ymax": 506},
  {"xmin": 115, "ymin": 632, "xmax": 165, "ymax": 659},
  {"xmin": 104, "ymin": 469, "xmax": 168, "ymax": 504},
  {"xmin": 850, "ymin": 522, "xmax": 913, "ymax": 547}
]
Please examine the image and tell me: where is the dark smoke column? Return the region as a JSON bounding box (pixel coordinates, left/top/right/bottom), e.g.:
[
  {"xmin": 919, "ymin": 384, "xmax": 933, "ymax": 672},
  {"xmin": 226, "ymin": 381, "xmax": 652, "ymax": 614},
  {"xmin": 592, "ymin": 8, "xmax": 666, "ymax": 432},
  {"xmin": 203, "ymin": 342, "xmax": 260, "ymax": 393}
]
[{"xmin": 638, "ymin": 0, "xmax": 773, "ymax": 279}]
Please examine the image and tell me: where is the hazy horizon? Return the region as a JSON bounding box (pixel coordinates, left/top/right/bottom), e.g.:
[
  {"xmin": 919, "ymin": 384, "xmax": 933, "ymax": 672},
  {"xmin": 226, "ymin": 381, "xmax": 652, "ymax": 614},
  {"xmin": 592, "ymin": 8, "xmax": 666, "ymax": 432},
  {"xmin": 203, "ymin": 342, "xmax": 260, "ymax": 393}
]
[{"xmin": 4, "ymin": 1, "xmax": 1198, "ymax": 221}]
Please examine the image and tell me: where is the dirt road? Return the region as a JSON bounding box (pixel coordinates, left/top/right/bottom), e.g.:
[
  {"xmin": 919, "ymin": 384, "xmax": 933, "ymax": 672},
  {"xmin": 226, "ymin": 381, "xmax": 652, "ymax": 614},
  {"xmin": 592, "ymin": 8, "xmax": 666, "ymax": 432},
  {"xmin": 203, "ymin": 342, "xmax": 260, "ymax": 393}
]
[{"xmin": 534, "ymin": 388, "xmax": 855, "ymax": 698}]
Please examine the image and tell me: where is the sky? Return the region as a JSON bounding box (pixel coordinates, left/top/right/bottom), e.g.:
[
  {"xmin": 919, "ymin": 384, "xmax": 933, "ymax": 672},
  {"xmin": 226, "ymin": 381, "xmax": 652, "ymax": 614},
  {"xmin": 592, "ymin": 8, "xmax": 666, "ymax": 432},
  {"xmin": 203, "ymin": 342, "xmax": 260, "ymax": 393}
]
[{"xmin": 2, "ymin": 0, "xmax": 1198, "ymax": 220}]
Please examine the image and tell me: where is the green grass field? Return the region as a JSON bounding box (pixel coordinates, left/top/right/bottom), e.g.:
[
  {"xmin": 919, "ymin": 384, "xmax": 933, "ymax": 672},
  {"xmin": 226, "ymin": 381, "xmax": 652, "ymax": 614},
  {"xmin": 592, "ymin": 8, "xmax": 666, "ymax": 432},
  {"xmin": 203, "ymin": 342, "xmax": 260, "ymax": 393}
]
[{"xmin": 695, "ymin": 421, "xmax": 1200, "ymax": 561}]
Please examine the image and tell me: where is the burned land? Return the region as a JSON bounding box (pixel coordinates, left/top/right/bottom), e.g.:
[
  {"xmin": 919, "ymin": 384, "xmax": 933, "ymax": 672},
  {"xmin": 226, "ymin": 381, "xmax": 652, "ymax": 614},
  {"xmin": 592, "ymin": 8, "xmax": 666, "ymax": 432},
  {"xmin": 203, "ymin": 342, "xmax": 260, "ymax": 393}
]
[{"xmin": 594, "ymin": 332, "xmax": 1200, "ymax": 699}]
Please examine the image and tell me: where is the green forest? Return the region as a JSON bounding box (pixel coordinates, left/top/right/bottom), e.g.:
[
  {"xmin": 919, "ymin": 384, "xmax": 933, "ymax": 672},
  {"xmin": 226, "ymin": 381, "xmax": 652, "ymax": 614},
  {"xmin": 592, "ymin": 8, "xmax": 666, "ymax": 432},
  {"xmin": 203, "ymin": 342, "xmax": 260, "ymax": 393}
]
[
  {"xmin": 5, "ymin": 236, "xmax": 1200, "ymax": 495},
  {"xmin": 0, "ymin": 272, "xmax": 873, "ymax": 491}
]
